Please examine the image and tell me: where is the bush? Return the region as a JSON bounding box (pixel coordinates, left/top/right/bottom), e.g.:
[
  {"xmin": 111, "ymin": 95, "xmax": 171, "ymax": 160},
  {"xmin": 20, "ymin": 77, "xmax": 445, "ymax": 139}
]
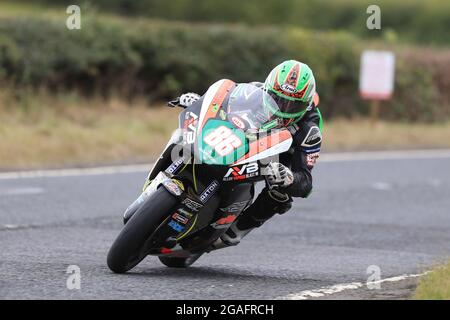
[
  {"xmin": 0, "ymin": 34, "xmax": 21, "ymax": 79},
  {"xmin": 0, "ymin": 15, "xmax": 448, "ymax": 122},
  {"xmin": 22, "ymin": 0, "xmax": 450, "ymax": 46}
]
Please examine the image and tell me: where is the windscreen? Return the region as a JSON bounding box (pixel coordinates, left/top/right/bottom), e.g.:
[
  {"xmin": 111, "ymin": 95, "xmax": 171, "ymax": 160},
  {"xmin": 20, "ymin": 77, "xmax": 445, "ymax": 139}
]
[{"xmin": 226, "ymin": 83, "xmax": 281, "ymax": 131}]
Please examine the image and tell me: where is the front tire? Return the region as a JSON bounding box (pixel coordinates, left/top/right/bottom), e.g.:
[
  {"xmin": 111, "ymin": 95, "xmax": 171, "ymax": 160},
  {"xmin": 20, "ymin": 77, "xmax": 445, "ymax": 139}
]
[{"xmin": 107, "ymin": 187, "xmax": 178, "ymax": 273}]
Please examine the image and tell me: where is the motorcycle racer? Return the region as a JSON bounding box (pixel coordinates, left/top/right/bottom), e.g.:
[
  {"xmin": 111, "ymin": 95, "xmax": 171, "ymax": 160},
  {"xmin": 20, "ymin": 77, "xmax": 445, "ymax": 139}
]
[{"xmin": 171, "ymin": 60, "xmax": 323, "ymax": 246}]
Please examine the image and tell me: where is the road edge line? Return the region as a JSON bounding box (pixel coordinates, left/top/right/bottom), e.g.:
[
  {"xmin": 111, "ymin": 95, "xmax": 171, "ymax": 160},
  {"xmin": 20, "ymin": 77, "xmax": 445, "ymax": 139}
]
[{"xmin": 276, "ymin": 272, "xmax": 430, "ymax": 300}]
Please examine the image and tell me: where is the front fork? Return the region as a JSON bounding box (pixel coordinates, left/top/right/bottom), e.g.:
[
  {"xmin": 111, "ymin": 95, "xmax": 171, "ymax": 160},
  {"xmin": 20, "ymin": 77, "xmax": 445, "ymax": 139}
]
[{"xmin": 123, "ymin": 170, "xmax": 175, "ymax": 224}]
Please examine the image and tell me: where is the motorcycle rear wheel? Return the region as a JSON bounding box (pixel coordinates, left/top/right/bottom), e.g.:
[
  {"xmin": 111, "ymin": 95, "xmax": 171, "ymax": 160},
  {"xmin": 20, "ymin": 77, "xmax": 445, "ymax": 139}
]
[{"xmin": 158, "ymin": 253, "xmax": 203, "ymax": 268}]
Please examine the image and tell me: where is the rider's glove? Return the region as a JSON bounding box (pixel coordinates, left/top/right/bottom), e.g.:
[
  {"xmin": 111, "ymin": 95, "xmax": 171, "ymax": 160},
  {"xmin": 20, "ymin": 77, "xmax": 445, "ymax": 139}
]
[
  {"xmin": 265, "ymin": 162, "xmax": 294, "ymax": 187},
  {"xmin": 168, "ymin": 93, "xmax": 200, "ymax": 108},
  {"xmin": 180, "ymin": 93, "xmax": 200, "ymax": 108}
]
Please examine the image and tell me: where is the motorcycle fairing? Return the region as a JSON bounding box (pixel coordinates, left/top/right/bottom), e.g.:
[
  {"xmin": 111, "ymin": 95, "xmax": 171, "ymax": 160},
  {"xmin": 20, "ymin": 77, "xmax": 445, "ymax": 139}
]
[
  {"xmin": 186, "ymin": 80, "xmax": 294, "ymax": 166},
  {"xmin": 233, "ymin": 129, "xmax": 292, "ymax": 165},
  {"xmin": 197, "ymin": 119, "xmax": 249, "ymax": 165},
  {"xmin": 197, "ymin": 79, "xmax": 236, "ymax": 133},
  {"xmin": 135, "ymin": 82, "xmax": 298, "ymax": 256}
]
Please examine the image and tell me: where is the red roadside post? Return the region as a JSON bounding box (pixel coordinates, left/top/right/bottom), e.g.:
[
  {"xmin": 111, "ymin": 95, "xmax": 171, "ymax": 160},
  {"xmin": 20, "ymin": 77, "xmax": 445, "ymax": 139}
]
[{"xmin": 359, "ymin": 50, "xmax": 395, "ymax": 126}]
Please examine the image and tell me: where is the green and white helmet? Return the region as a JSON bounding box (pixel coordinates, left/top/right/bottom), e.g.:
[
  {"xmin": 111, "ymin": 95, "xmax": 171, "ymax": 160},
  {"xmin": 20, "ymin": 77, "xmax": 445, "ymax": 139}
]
[{"xmin": 263, "ymin": 60, "xmax": 316, "ymax": 126}]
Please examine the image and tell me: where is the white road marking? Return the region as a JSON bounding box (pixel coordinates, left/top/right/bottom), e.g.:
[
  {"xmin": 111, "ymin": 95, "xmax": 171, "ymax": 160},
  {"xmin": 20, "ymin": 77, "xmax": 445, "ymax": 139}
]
[
  {"xmin": 1, "ymin": 224, "xmax": 20, "ymax": 229},
  {"xmin": 0, "ymin": 187, "xmax": 45, "ymax": 196},
  {"xmin": 428, "ymin": 179, "xmax": 442, "ymax": 187},
  {"xmin": 277, "ymin": 272, "xmax": 429, "ymax": 300},
  {"xmin": 0, "ymin": 149, "xmax": 449, "ymax": 180},
  {"xmin": 370, "ymin": 182, "xmax": 392, "ymax": 191},
  {"xmin": 0, "ymin": 164, "xmax": 151, "ymax": 180}
]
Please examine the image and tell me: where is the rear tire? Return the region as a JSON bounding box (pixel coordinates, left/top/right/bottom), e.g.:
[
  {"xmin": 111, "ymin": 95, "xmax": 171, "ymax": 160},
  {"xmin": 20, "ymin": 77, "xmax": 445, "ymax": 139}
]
[
  {"xmin": 107, "ymin": 187, "xmax": 178, "ymax": 273},
  {"xmin": 158, "ymin": 253, "xmax": 203, "ymax": 268}
]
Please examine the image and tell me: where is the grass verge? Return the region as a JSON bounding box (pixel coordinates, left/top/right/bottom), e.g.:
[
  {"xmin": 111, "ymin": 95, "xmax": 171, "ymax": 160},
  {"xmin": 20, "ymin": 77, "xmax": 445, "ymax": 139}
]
[
  {"xmin": 323, "ymin": 118, "xmax": 450, "ymax": 152},
  {"xmin": 414, "ymin": 263, "xmax": 450, "ymax": 299},
  {"xmin": 1, "ymin": 95, "xmax": 450, "ymax": 170},
  {"xmin": 0, "ymin": 95, "xmax": 178, "ymax": 170}
]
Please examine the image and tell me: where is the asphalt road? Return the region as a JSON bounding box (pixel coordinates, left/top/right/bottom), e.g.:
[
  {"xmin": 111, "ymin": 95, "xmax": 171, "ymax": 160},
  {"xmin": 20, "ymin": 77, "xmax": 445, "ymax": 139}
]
[{"xmin": 1, "ymin": 151, "xmax": 450, "ymax": 300}]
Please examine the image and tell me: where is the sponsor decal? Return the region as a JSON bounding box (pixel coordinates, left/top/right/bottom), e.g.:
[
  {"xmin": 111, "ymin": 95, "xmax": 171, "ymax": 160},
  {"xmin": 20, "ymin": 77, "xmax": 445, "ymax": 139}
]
[
  {"xmin": 223, "ymin": 162, "xmax": 259, "ymax": 181},
  {"xmin": 184, "ymin": 112, "xmax": 198, "ymax": 144},
  {"xmin": 219, "ymin": 200, "xmax": 249, "ymax": 213},
  {"xmin": 211, "ymin": 214, "xmax": 237, "ymax": 229},
  {"xmin": 172, "ymin": 212, "xmax": 189, "ymax": 225},
  {"xmin": 274, "ymin": 68, "xmax": 311, "ymax": 99},
  {"xmin": 230, "ymin": 116, "xmax": 246, "ymax": 129},
  {"xmin": 184, "ymin": 111, "xmax": 198, "ymax": 121},
  {"xmin": 160, "ymin": 247, "xmax": 173, "ymax": 254},
  {"xmin": 203, "ymin": 125, "xmax": 243, "ymax": 157},
  {"xmin": 199, "ymin": 180, "xmax": 220, "ymax": 203},
  {"xmin": 177, "ymin": 207, "xmax": 194, "ymax": 218},
  {"xmin": 281, "ymin": 83, "xmax": 298, "ymax": 94},
  {"xmin": 173, "ymin": 179, "xmax": 185, "ymax": 191},
  {"xmin": 165, "ymin": 158, "xmax": 185, "ymax": 175},
  {"xmin": 301, "ymin": 126, "xmax": 322, "ymax": 148},
  {"xmin": 182, "ymin": 198, "xmax": 203, "ymax": 212},
  {"xmin": 168, "ymin": 220, "xmax": 185, "ymax": 232},
  {"xmin": 219, "ymin": 109, "xmax": 227, "ymax": 120},
  {"xmin": 162, "ymin": 180, "xmax": 183, "ymax": 196}
]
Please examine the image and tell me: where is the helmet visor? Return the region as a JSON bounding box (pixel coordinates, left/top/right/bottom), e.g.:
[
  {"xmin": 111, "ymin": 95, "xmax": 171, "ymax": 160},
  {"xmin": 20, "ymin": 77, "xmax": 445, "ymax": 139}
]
[{"xmin": 268, "ymin": 91, "xmax": 311, "ymax": 118}]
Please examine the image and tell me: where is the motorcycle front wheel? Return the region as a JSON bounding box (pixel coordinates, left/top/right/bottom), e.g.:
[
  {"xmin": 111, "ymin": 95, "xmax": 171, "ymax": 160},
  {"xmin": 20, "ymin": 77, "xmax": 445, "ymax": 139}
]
[{"xmin": 107, "ymin": 187, "xmax": 178, "ymax": 273}]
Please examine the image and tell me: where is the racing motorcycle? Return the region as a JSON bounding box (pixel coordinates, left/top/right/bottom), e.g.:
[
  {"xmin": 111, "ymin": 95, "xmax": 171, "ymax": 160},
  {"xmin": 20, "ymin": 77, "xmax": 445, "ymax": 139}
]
[{"xmin": 107, "ymin": 80, "xmax": 295, "ymax": 273}]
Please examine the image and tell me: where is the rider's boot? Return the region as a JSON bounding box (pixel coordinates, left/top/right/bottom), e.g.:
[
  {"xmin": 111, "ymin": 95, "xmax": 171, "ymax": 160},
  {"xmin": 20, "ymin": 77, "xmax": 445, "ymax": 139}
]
[{"xmin": 220, "ymin": 188, "xmax": 292, "ymax": 246}]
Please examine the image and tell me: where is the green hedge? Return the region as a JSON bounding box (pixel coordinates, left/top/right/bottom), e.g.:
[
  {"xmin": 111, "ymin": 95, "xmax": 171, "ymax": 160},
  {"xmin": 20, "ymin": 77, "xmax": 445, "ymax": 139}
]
[
  {"xmin": 0, "ymin": 16, "xmax": 449, "ymax": 122},
  {"xmin": 23, "ymin": 0, "xmax": 450, "ymax": 46}
]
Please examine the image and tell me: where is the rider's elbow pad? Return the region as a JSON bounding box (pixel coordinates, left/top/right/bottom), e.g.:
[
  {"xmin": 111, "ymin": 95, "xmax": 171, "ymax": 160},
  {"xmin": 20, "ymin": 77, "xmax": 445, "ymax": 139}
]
[
  {"xmin": 285, "ymin": 177, "xmax": 313, "ymax": 198},
  {"xmin": 298, "ymin": 184, "xmax": 313, "ymax": 198}
]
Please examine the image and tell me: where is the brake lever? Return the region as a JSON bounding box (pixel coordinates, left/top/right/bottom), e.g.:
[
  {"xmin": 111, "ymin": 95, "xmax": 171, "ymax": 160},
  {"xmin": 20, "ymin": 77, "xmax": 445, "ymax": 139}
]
[
  {"xmin": 167, "ymin": 98, "xmax": 186, "ymax": 108},
  {"xmin": 167, "ymin": 100, "xmax": 178, "ymax": 108},
  {"xmin": 264, "ymin": 175, "xmax": 275, "ymax": 191}
]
